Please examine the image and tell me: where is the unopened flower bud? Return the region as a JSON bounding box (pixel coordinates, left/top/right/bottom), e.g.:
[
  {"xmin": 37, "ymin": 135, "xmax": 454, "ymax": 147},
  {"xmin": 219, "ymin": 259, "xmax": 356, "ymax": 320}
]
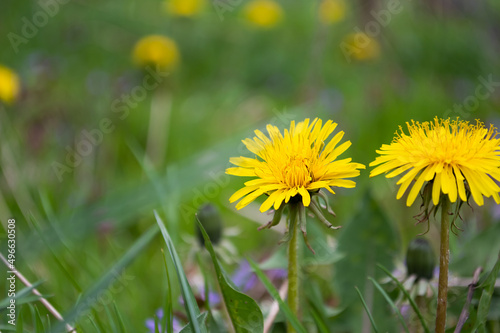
[
  {"xmin": 406, "ymin": 238, "xmax": 435, "ymax": 281},
  {"xmin": 196, "ymin": 203, "xmax": 223, "ymax": 246}
]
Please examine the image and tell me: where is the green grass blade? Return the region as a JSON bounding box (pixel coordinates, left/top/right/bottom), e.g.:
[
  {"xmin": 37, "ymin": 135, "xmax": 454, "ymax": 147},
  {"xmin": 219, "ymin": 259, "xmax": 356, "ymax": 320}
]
[
  {"xmin": 104, "ymin": 304, "xmax": 118, "ymax": 333},
  {"xmin": 113, "ymin": 302, "xmax": 127, "ymax": 333},
  {"xmin": 355, "ymin": 286, "xmax": 379, "ymax": 333},
  {"xmin": 247, "ymin": 258, "xmax": 307, "ymax": 333},
  {"xmin": 197, "ymin": 218, "xmax": 264, "ymax": 333},
  {"xmin": 195, "ymin": 252, "xmax": 213, "ymax": 318},
  {"xmin": 128, "ymin": 141, "xmax": 180, "ymax": 243},
  {"xmin": 28, "ymin": 213, "xmax": 82, "ymax": 292},
  {"xmin": 309, "ymin": 307, "xmax": 330, "ymax": 333},
  {"xmin": 154, "ymin": 211, "xmax": 205, "ymax": 333},
  {"xmin": 0, "ymin": 280, "xmax": 44, "ymax": 308},
  {"xmin": 472, "ymin": 252, "xmax": 500, "ymax": 331},
  {"xmin": 178, "ymin": 312, "xmax": 209, "ymax": 333},
  {"xmin": 368, "ymin": 277, "xmax": 409, "ymax": 333},
  {"xmin": 160, "ymin": 249, "xmax": 173, "ymax": 333},
  {"xmin": 377, "ymin": 264, "xmax": 430, "ymax": 333},
  {"xmin": 16, "ymin": 306, "xmax": 23, "ymax": 333},
  {"xmin": 34, "ymin": 305, "xmax": 46, "ymax": 331},
  {"xmin": 88, "ymin": 316, "xmax": 103, "ymax": 333},
  {"xmin": 305, "ymin": 284, "xmax": 331, "ymax": 333},
  {"xmin": 154, "ymin": 315, "xmax": 160, "ymax": 333},
  {"xmin": 51, "ymin": 225, "xmax": 159, "ymax": 333}
]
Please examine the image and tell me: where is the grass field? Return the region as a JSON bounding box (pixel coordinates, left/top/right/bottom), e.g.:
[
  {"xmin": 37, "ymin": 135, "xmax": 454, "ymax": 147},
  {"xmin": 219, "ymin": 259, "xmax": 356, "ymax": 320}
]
[{"xmin": 1, "ymin": 0, "xmax": 500, "ymax": 332}]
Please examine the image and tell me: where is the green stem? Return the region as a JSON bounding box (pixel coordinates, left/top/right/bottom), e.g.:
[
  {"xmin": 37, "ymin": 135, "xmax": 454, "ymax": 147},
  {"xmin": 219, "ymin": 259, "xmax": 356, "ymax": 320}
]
[
  {"xmin": 287, "ymin": 203, "xmax": 300, "ymax": 333},
  {"xmin": 435, "ymin": 197, "xmax": 450, "ymax": 333}
]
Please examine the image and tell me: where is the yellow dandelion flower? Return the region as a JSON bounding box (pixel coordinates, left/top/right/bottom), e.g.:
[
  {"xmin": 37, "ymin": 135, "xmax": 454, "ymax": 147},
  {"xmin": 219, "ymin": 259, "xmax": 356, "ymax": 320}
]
[
  {"xmin": 318, "ymin": 0, "xmax": 346, "ymax": 25},
  {"xmin": 132, "ymin": 35, "xmax": 180, "ymax": 70},
  {"xmin": 226, "ymin": 118, "xmax": 365, "ymax": 213},
  {"xmin": 244, "ymin": 0, "xmax": 283, "ymax": 29},
  {"xmin": 370, "ymin": 117, "xmax": 500, "ymax": 207},
  {"xmin": 0, "ymin": 65, "xmax": 20, "ymax": 105},
  {"xmin": 341, "ymin": 32, "xmax": 380, "ymax": 61},
  {"xmin": 164, "ymin": 0, "xmax": 205, "ymax": 17}
]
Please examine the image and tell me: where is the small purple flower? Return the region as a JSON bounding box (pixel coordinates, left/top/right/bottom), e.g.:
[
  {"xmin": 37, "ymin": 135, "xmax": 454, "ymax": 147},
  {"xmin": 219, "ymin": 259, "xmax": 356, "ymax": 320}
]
[
  {"xmin": 199, "ymin": 286, "xmax": 222, "ymax": 306},
  {"xmin": 145, "ymin": 308, "xmax": 182, "ymax": 333},
  {"xmin": 232, "ymin": 260, "xmax": 287, "ymax": 292},
  {"xmin": 232, "ymin": 260, "xmax": 254, "ymax": 291}
]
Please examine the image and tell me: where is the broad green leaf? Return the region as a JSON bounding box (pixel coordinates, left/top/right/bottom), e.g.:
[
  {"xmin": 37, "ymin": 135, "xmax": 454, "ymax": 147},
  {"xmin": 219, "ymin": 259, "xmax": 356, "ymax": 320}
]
[
  {"xmin": 247, "ymin": 258, "xmax": 307, "ymax": 333},
  {"xmin": 377, "ymin": 264, "xmax": 430, "ymax": 333},
  {"xmin": 197, "ymin": 218, "xmax": 264, "ymax": 333},
  {"xmin": 178, "ymin": 312, "xmax": 209, "ymax": 333},
  {"xmin": 306, "ymin": 283, "xmax": 338, "ymax": 332},
  {"xmin": 155, "ymin": 211, "xmax": 206, "ymax": 333},
  {"xmin": 368, "ymin": 277, "xmax": 409, "ymax": 333},
  {"xmin": 451, "ymin": 223, "xmax": 500, "ymax": 276},
  {"xmin": 51, "ymin": 225, "xmax": 158, "ymax": 333},
  {"xmin": 334, "ymin": 191, "xmax": 400, "ymax": 331},
  {"xmin": 472, "ymin": 252, "xmax": 500, "ymax": 331}
]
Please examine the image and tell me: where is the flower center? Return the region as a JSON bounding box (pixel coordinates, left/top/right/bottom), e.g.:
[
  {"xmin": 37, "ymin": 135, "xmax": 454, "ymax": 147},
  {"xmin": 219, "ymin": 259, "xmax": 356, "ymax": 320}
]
[{"xmin": 283, "ymin": 156, "xmax": 312, "ymax": 188}]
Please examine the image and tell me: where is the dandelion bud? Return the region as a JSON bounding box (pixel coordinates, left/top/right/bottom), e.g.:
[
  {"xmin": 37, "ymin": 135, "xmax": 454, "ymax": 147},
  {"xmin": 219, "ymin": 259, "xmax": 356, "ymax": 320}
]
[
  {"xmin": 406, "ymin": 238, "xmax": 435, "ymax": 281},
  {"xmin": 196, "ymin": 203, "xmax": 223, "ymax": 246}
]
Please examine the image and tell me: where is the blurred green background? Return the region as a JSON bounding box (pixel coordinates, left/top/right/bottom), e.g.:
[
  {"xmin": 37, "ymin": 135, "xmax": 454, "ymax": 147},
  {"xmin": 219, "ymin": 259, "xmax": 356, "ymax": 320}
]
[{"xmin": 1, "ymin": 0, "xmax": 500, "ymax": 331}]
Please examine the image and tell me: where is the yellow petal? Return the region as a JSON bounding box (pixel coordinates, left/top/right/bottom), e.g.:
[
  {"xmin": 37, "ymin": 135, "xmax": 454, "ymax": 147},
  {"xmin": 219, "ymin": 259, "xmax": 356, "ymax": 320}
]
[{"xmin": 298, "ymin": 187, "xmax": 311, "ymax": 206}]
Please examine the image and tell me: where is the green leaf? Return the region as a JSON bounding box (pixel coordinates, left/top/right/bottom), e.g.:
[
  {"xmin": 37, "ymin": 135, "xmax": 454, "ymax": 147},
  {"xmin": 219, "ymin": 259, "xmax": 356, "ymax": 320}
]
[
  {"xmin": 16, "ymin": 306, "xmax": 23, "ymax": 333},
  {"xmin": 88, "ymin": 316, "xmax": 103, "ymax": 333},
  {"xmin": 247, "ymin": 258, "xmax": 307, "ymax": 333},
  {"xmin": 377, "ymin": 264, "xmax": 430, "ymax": 333},
  {"xmin": 368, "ymin": 277, "xmax": 409, "ymax": 333},
  {"xmin": 196, "ymin": 218, "xmax": 264, "ymax": 333},
  {"xmin": 334, "ymin": 191, "xmax": 400, "ymax": 331},
  {"xmin": 0, "ymin": 280, "xmax": 45, "ymax": 308},
  {"xmin": 178, "ymin": 312, "xmax": 209, "ymax": 333},
  {"xmin": 160, "ymin": 249, "xmax": 173, "ymax": 333},
  {"xmin": 472, "ymin": 252, "xmax": 500, "ymax": 331},
  {"xmin": 104, "ymin": 304, "xmax": 118, "ymax": 333},
  {"xmin": 51, "ymin": 225, "xmax": 159, "ymax": 333},
  {"xmin": 155, "ymin": 211, "xmax": 206, "ymax": 333},
  {"xmin": 355, "ymin": 287, "xmax": 379, "ymax": 333},
  {"xmin": 113, "ymin": 302, "xmax": 127, "ymax": 333},
  {"xmin": 450, "ymin": 222, "xmax": 500, "ymax": 276},
  {"xmin": 305, "ymin": 283, "xmax": 341, "ymax": 332}
]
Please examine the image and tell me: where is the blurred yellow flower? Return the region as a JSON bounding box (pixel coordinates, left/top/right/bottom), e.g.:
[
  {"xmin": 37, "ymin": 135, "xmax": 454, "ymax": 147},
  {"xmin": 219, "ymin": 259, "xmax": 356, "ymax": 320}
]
[
  {"xmin": 132, "ymin": 35, "xmax": 180, "ymax": 70},
  {"xmin": 227, "ymin": 118, "xmax": 365, "ymax": 212},
  {"xmin": 318, "ymin": 0, "xmax": 346, "ymax": 25},
  {"xmin": 244, "ymin": 0, "xmax": 283, "ymax": 29},
  {"xmin": 164, "ymin": 0, "xmax": 205, "ymax": 17},
  {"xmin": 0, "ymin": 65, "xmax": 20, "ymax": 105},
  {"xmin": 341, "ymin": 32, "xmax": 380, "ymax": 62},
  {"xmin": 370, "ymin": 117, "xmax": 500, "ymax": 207}
]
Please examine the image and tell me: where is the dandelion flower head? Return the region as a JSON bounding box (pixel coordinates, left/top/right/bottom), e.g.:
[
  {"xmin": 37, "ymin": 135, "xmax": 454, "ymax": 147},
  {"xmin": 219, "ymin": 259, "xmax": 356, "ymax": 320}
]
[
  {"xmin": 341, "ymin": 32, "xmax": 380, "ymax": 61},
  {"xmin": 319, "ymin": 0, "xmax": 346, "ymax": 25},
  {"xmin": 227, "ymin": 118, "xmax": 365, "ymax": 212},
  {"xmin": 370, "ymin": 117, "xmax": 500, "ymax": 207},
  {"xmin": 0, "ymin": 65, "xmax": 20, "ymax": 105},
  {"xmin": 164, "ymin": 0, "xmax": 205, "ymax": 17},
  {"xmin": 132, "ymin": 35, "xmax": 180, "ymax": 70},
  {"xmin": 244, "ymin": 0, "xmax": 283, "ymax": 29}
]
